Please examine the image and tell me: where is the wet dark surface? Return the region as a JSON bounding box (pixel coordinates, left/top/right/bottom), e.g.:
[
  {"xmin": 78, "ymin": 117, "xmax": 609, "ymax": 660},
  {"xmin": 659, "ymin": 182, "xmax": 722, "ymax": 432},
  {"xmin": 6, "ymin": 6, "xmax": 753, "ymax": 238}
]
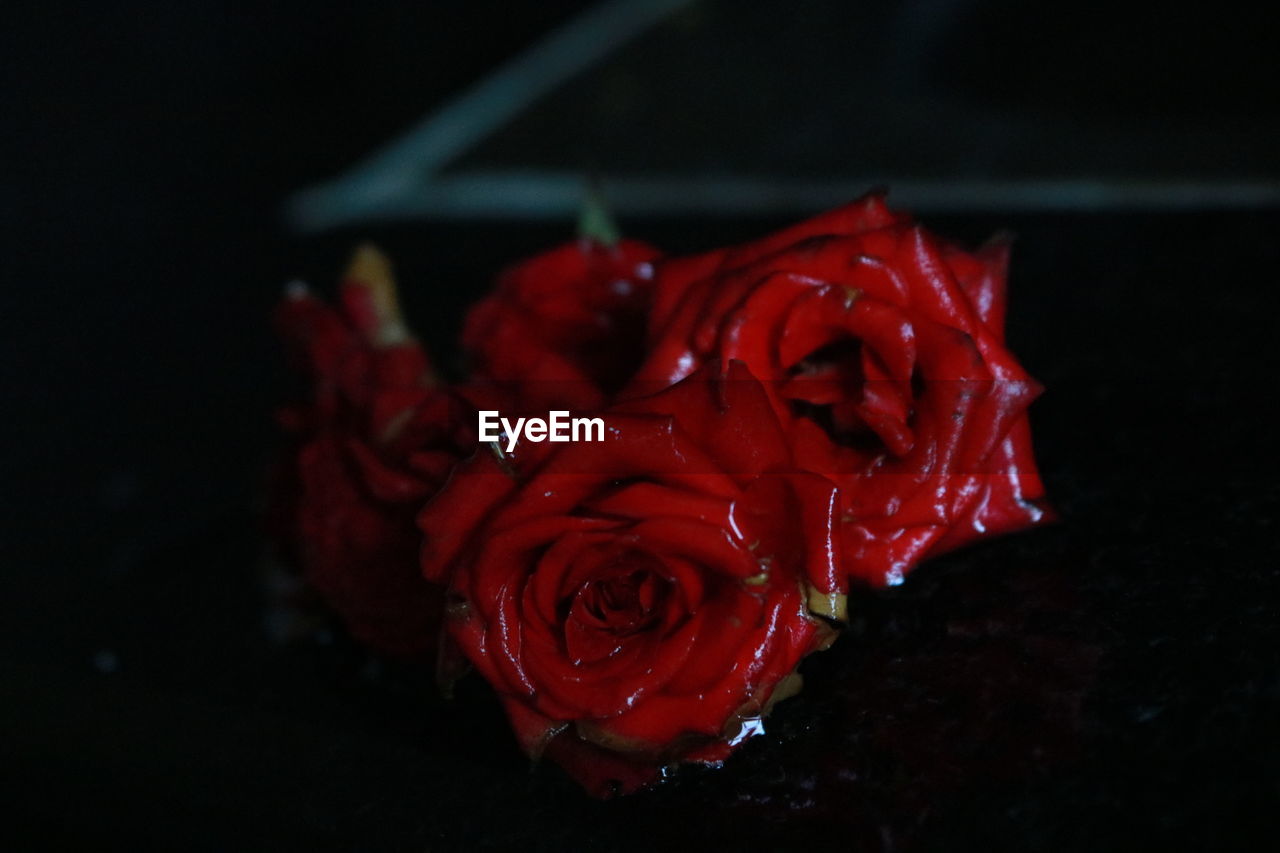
[{"xmin": 4, "ymin": 1, "xmax": 1280, "ymax": 849}]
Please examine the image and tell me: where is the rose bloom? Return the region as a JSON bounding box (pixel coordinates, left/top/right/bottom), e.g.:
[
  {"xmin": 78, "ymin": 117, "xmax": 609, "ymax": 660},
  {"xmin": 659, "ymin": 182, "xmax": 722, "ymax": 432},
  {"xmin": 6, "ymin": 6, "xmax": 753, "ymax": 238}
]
[
  {"xmin": 631, "ymin": 193, "xmax": 1050, "ymax": 587},
  {"xmin": 461, "ymin": 236, "xmax": 660, "ymax": 412},
  {"xmin": 273, "ymin": 245, "xmax": 469, "ymax": 659},
  {"xmin": 419, "ymin": 362, "xmax": 841, "ymax": 796}
]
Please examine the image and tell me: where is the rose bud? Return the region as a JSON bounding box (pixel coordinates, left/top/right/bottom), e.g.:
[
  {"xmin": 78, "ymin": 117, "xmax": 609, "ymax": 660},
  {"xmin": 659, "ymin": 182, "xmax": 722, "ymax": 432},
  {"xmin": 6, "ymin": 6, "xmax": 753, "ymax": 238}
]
[
  {"xmin": 419, "ymin": 361, "xmax": 842, "ymax": 796},
  {"xmin": 461, "ymin": 194, "xmax": 660, "ymax": 412},
  {"xmin": 630, "ymin": 192, "xmax": 1050, "ymax": 587},
  {"xmin": 272, "ymin": 244, "xmax": 470, "ymax": 659}
]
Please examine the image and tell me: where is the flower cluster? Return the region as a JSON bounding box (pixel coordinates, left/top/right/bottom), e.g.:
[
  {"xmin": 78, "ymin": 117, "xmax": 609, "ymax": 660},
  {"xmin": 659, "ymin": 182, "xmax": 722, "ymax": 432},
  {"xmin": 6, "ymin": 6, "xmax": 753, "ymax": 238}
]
[{"xmin": 270, "ymin": 193, "xmax": 1050, "ymax": 796}]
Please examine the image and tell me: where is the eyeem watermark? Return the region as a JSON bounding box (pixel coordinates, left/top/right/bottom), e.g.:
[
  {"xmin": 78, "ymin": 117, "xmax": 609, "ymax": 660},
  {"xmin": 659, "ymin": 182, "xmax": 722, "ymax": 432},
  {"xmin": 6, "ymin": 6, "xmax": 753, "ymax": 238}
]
[{"xmin": 478, "ymin": 410, "xmax": 605, "ymax": 452}]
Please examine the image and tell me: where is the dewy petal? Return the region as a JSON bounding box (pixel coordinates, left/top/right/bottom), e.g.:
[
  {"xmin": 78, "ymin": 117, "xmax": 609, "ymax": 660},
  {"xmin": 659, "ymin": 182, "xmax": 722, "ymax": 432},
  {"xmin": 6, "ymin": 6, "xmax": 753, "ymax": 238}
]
[
  {"xmin": 418, "ymin": 449, "xmax": 521, "ymax": 584},
  {"xmin": 621, "ymin": 517, "xmax": 756, "ymax": 580},
  {"xmin": 660, "ymin": 585, "xmax": 764, "ymax": 697},
  {"xmin": 461, "ymin": 515, "xmax": 613, "ymax": 696},
  {"xmin": 618, "ymin": 360, "xmax": 792, "ymax": 480},
  {"xmin": 586, "ymin": 482, "xmax": 738, "ymax": 528},
  {"xmin": 599, "ymin": 589, "xmax": 817, "ymax": 749},
  {"xmin": 526, "ymin": 601, "xmax": 699, "ymax": 720},
  {"xmin": 525, "ymin": 528, "xmax": 620, "ymax": 637},
  {"xmin": 644, "ymin": 192, "xmax": 906, "ymax": 341}
]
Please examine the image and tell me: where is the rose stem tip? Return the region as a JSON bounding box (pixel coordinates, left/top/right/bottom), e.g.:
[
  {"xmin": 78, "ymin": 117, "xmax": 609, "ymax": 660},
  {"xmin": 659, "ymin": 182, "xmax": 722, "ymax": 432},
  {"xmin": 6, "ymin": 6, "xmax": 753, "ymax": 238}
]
[
  {"xmin": 342, "ymin": 243, "xmax": 413, "ymax": 347},
  {"xmin": 577, "ymin": 181, "xmax": 620, "ymax": 248}
]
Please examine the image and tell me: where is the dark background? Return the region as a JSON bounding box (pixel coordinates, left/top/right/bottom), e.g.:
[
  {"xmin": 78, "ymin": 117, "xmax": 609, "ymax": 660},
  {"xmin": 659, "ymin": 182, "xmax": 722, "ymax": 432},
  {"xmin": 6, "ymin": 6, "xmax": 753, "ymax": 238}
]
[{"xmin": 3, "ymin": 2, "xmax": 1279, "ymax": 850}]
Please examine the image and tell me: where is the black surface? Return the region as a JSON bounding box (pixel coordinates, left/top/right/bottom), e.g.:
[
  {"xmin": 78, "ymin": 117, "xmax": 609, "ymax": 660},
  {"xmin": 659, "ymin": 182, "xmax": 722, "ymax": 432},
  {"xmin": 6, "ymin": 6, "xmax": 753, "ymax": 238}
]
[
  {"xmin": 460, "ymin": 0, "xmax": 1280, "ymax": 181},
  {"xmin": 4, "ymin": 2, "xmax": 1280, "ymax": 851}
]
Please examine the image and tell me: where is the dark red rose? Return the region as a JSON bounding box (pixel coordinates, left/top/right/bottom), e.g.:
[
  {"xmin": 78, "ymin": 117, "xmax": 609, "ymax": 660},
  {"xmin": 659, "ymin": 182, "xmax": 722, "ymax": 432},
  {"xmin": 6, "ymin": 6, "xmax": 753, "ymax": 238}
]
[
  {"xmin": 419, "ymin": 362, "xmax": 841, "ymax": 796},
  {"xmin": 273, "ymin": 245, "xmax": 471, "ymax": 659},
  {"xmin": 631, "ymin": 193, "xmax": 1050, "ymax": 588},
  {"xmin": 461, "ymin": 237, "xmax": 660, "ymax": 412}
]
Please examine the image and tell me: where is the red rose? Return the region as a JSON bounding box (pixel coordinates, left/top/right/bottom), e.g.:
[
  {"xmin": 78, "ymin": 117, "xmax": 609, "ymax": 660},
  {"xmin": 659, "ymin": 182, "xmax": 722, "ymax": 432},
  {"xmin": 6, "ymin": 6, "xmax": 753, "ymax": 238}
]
[
  {"xmin": 461, "ymin": 236, "xmax": 660, "ymax": 412},
  {"xmin": 273, "ymin": 245, "xmax": 470, "ymax": 658},
  {"xmin": 631, "ymin": 193, "xmax": 1050, "ymax": 587},
  {"xmin": 419, "ymin": 361, "xmax": 841, "ymax": 796}
]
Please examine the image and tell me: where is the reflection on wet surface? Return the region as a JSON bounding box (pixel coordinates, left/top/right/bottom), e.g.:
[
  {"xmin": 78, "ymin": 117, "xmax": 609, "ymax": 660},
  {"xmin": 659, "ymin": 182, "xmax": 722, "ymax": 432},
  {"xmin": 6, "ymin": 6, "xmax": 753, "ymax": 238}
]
[{"xmin": 606, "ymin": 535, "xmax": 1099, "ymax": 849}]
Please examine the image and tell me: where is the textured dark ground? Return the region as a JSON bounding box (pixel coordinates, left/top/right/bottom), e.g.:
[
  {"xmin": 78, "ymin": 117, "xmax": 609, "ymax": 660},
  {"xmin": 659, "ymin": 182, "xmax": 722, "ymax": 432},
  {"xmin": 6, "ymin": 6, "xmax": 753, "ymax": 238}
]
[{"xmin": 3, "ymin": 1, "xmax": 1279, "ymax": 850}]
